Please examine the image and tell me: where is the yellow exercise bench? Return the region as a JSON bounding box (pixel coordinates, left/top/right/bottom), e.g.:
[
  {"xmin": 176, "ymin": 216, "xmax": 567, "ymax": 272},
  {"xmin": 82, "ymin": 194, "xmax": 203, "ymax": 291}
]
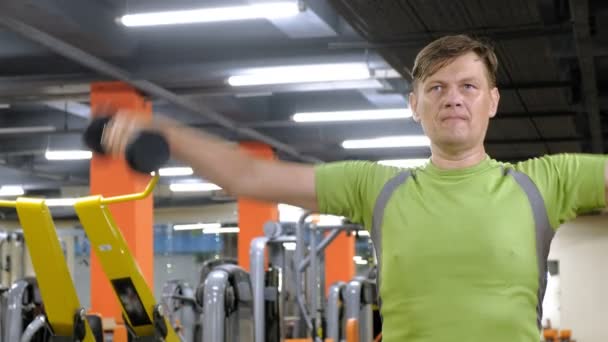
[{"xmin": 0, "ymin": 174, "xmax": 179, "ymax": 341}]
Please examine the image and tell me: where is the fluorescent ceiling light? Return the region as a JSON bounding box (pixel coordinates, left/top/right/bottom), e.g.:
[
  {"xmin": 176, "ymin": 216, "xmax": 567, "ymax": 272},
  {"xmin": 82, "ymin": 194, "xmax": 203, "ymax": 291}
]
[
  {"xmin": 0, "ymin": 126, "xmax": 55, "ymax": 135},
  {"xmin": 353, "ymin": 256, "xmax": 368, "ymax": 265},
  {"xmin": 342, "ymin": 135, "xmax": 431, "ymax": 149},
  {"xmin": 283, "ymin": 242, "xmax": 297, "ymax": 251},
  {"xmin": 120, "ymin": 2, "xmax": 300, "ymax": 27},
  {"xmin": 158, "ymin": 167, "xmax": 193, "ymax": 177},
  {"xmin": 293, "ymin": 108, "xmax": 412, "ymax": 123},
  {"xmin": 0, "ymin": 186, "xmax": 24, "ymax": 197},
  {"xmin": 203, "ymin": 227, "xmax": 240, "ymax": 234},
  {"xmin": 169, "ymin": 183, "xmax": 221, "ymax": 192},
  {"xmin": 228, "ymin": 63, "xmax": 370, "ymax": 86},
  {"xmin": 45, "ymin": 150, "xmax": 92, "ymax": 161},
  {"xmin": 378, "ymin": 158, "xmax": 430, "ymax": 168},
  {"xmin": 173, "ymin": 223, "xmax": 240, "ymax": 234},
  {"xmin": 174, "ymin": 223, "xmax": 221, "ymax": 231}
]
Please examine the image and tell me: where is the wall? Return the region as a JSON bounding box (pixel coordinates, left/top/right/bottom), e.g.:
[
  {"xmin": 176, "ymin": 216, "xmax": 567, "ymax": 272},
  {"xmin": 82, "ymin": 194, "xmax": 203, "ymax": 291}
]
[{"xmin": 546, "ymin": 213, "xmax": 608, "ymax": 342}]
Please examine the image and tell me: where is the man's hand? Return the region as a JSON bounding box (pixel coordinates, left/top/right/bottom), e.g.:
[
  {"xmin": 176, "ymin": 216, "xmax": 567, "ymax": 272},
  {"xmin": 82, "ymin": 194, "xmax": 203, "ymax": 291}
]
[{"xmin": 101, "ymin": 112, "xmax": 149, "ymax": 156}]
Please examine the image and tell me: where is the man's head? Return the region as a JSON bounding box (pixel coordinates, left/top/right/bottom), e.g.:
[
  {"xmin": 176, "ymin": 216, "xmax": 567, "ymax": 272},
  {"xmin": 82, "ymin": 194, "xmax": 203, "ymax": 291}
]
[{"xmin": 409, "ymin": 35, "xmax": 500, "ymax": 155}]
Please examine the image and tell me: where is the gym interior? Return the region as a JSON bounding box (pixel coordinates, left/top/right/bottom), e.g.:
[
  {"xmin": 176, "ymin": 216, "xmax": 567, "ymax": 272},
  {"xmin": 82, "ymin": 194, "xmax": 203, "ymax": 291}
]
[{"xmin": 0, "ymin": 0, "xmax": 604, "ymax": 341}]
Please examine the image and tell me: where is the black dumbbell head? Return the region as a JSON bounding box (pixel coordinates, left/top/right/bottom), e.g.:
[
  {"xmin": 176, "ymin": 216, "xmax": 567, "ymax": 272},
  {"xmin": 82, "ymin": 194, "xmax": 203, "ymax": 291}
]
[
  {"xmin": 126, "ymin": 131, "xmax": 170, "ymax": 174},
  {"xmin": 83, "ymin": 116, "xmax": 112, "ymax": 154}
]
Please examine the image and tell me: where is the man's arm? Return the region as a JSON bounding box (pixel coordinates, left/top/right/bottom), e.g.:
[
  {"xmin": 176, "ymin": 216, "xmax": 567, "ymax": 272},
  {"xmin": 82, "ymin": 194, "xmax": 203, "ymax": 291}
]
[{"xmin": 102, "ymin": 113, "xmax": 319, "ymax": 211}]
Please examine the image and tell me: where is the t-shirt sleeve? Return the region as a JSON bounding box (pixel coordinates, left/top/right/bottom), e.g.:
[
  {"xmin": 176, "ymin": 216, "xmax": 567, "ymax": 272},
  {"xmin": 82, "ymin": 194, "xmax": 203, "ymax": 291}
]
[
  {"xmin": 314, "ymin": 161, "xmax": 398, "ymax": 229},
  {"xmin": 515, "ymin": 153, "xmax": 607, "ymax": 229}
]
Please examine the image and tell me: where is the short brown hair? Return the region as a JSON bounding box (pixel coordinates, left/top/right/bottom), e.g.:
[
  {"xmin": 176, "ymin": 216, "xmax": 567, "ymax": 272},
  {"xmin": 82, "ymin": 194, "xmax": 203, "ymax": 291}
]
[{"xmin": 412, "ymin": 35, "xmax": 498, "ymax": 89}]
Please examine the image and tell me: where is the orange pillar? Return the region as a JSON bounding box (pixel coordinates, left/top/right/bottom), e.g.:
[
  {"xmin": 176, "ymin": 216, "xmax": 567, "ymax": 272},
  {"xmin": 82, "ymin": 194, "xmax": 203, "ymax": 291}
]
[
  {"xmin": 237, "ymin": 142, "xmax": 278, "ymax": 271},
  {"xmin": 89, "ymin": 82, "xmax": 154, "ymax": 322},
  {"xmin": 325, "ymin": 231, "xmax": 356, "ymax": 293}
]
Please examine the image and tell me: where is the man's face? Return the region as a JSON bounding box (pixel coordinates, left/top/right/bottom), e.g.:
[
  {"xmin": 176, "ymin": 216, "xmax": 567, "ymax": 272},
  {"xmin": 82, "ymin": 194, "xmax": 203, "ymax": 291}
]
[{"xmin": 409, "ymin": 52, "xmax": 500, "ymax": 153}]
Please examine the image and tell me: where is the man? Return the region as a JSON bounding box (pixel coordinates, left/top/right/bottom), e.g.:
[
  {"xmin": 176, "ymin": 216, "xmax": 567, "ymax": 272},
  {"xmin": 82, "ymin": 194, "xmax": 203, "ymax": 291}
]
[{"xmin": 101, "ymin": 35, "xmax": 608, "ymax": 341}]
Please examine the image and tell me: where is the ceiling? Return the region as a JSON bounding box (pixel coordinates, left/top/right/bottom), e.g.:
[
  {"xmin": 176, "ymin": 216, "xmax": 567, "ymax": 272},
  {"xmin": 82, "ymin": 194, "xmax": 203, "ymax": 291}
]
[{"xmin": 0, "ymin": 0, "xmax": 605, "ymax": 212}]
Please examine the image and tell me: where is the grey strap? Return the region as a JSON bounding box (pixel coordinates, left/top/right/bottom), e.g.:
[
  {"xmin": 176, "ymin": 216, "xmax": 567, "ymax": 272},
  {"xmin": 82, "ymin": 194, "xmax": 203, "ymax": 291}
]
[
  {"xmin": 370, "ymin": 170, "xmax": 412, "ymax": 309},
  {"xmin": 506, "ymin": 168, "xmax": 555, "ymax": 330}
]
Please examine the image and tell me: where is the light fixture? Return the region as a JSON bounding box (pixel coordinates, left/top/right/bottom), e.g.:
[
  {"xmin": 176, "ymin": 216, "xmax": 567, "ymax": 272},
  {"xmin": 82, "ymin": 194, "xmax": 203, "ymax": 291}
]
[
  {"xmin": 45, "ymin": 150, "xmax": 92, "ymax": 161},
  {"xmin": 173, "ymin": 223, "xmax": 221, "ymax": 231},
  {"xmin": 172, "ymin": 223, "xmax": 239, "ymax": 234},
  {"xmin": 169, "ymin": 182, "xmax": 221, "ymax": 192},
  {"xmin": 228, "ymin": 63, "xmax": 371, "ymax": 86},
  {"xmin": 120, "ymin": 2, "xmax": 300, "ymax": 27},
  {"xmin": 342, "ymin": 135, "xmax": 431, "ymax": 149},
  {"xmin": 0, "ymin": 186, "xmax": 24, "ymax": 197},
  {"xmin": 293, "ymin": 108, "xmax": 412, "ymax": 123},
  {"xmin": 283, "ymin": 242, "xmax": 297, "ymax": 251},
  {"xmin": 0, "ymin": 126, "xmax": 55, "ymax": 135},
  {"xmin": 378, "ymin": 158, "xmax": 430, "ymax": 168},
  {"xmin": 203, "ymin": 227, "xmax": 240, "ymax": 234},
  {"xmin": 158, "ymin": 167, "xmax": 194, "ymax": 177},
  {"xmin": 353, "ymin": 256, "xmax": 368, "ymax": 265}
]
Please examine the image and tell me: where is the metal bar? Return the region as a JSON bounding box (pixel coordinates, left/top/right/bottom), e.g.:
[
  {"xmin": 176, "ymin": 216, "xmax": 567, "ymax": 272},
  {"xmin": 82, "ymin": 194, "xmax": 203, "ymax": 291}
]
[
  {"xmin": 102, "ymin": 174, "xmax": 159, "ymax": 204},
  {"xmin": 202, "ymin": 270, "xmax": 228, "ymax": 342},
  {"xmin": 298, "ymin": 228, "xmax": 343, "ymax": 272},
  {"xmin": 326, "ymin": 282, "xmax": 346, "ymax": 342},
  {"xmin": 295, "ymin": 212, "xmax": 314, "ymax": 332},
  {"xmin": 328, "ymin": 23, "xmax": 572, "ymax": 50},
  {"xmin": 250, "ymin": 237, "xmax": 269, "ymax": 342},
  {"xmin": 568, "ymin": 0, "xmax": 604, "ymax": 153},
  {"xmin": 0, "ymin": 15, "xmax": 321, "ymax": 163},
  {"xmin": 309, "ymin": 224, "xmax": 319, "ymax": 341}
]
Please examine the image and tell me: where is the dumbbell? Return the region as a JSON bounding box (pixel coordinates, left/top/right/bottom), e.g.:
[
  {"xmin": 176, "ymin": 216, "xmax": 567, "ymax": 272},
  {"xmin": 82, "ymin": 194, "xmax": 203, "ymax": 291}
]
[{"xmin": 83, "ymin": 116, "xmax": 170, "ymax": 174}]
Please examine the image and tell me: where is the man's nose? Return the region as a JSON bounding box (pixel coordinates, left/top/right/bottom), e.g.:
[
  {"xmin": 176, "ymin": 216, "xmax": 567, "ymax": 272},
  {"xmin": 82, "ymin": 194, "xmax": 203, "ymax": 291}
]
[{"xmin": 443, "ymin": 86, "xmax": 464, "ymax": 108}]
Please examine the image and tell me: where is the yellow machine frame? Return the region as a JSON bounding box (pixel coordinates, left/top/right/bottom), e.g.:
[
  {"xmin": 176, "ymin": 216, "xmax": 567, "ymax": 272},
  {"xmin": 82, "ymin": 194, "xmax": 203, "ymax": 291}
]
[
  {"xmin": 0, "ymin": 174, "xmax": 179, "ymax": 341},
  {"xmin": 0, "ymin": 199, "xmax": 95, "ymax": 341}
]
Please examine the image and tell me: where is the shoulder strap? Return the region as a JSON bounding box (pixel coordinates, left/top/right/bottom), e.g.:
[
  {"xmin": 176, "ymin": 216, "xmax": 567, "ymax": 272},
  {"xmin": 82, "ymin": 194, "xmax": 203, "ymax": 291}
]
[
  {"xmin": 505, "ymin": 168, "xmax": 555, "ymax": 330},
  {"xmin": 370, "ymin": 170, "xmax": 412, "ymax": 309}
]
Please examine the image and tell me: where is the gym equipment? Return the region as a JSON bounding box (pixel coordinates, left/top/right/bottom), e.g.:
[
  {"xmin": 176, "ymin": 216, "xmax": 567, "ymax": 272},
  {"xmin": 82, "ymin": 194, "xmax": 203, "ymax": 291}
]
[
  {"xmin": 73, "ymin": 174, "xmax": 180, "ymax": 341},
  {"xmin": 250, "ymin": 222, "xmax": 298, "ymax": 342},
  {"xmin": 0, "ymin": 174, "xmax": 178, "ymax": 341},
  {"xmin": 343, "ymin": 277, "xmax": 374, "ymax": 342},
  {"xmin": 294, "ymin": 213, "xmax": 362, "ymax": 342},
  {"xmin": 0, "ymin": 232, "xmax": 26, "ymax": 288},
  {"xmin": 83, "ymin": 115, "xmax": 170, "ymax": 174},
  {"xmin": 0, "ymin": 196, "xmax": 97, "ymax": 342},
  {"xmin": 3, "ymin": 277, "xmax": 46, "ymax": 342},
  {"xmin": 160, "ymin": 280, "xmax": 200, "ymax": 341},
  {"xmin": 326, "ymin": 282, "xmax": 346, "ymax": 342},
  {"xmin": 196, "ymin": 263, "xmax": 254, "ymax": 342},
  {"xmin": 249, "ymin": 214, "xmax": 364, "ymax": 342}
]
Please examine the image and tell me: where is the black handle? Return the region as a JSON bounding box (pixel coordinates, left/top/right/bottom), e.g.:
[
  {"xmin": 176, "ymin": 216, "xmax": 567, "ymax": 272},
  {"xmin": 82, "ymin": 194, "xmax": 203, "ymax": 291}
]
[{"xmin": 83, "ymin": 116, "xmax": 170, "ymax": 174}]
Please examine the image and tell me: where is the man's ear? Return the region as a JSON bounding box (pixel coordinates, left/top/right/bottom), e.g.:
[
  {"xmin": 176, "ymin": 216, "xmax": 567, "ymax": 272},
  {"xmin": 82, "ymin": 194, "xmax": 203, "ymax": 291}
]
[
  {"xmin": 409, "ymin": 92, "xmax": 420, "ymax": 122},
  {"xmin": 489, "ymin": 87, "xmax": 500, "ymax": 118}
]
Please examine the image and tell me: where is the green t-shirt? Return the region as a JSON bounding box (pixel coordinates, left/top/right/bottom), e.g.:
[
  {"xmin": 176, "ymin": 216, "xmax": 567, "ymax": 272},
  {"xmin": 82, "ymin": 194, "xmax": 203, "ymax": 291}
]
[{"xmin": 315, "ymin": 154, "xmax": 606, "ymax": 342}]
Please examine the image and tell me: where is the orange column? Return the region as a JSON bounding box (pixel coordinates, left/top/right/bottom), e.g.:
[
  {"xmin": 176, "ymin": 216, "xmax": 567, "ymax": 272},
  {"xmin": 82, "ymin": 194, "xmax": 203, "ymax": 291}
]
[
  {"xmin": 237, "ymin": 142, "xmax": 278, "ymax": 271},
  {"xmin": 325, "ymin": 231, "xmax": 355, "ymax": 293},
  {"xmin": 89, "ymin": 82, "xmax": 154, "ymax": 322}
]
